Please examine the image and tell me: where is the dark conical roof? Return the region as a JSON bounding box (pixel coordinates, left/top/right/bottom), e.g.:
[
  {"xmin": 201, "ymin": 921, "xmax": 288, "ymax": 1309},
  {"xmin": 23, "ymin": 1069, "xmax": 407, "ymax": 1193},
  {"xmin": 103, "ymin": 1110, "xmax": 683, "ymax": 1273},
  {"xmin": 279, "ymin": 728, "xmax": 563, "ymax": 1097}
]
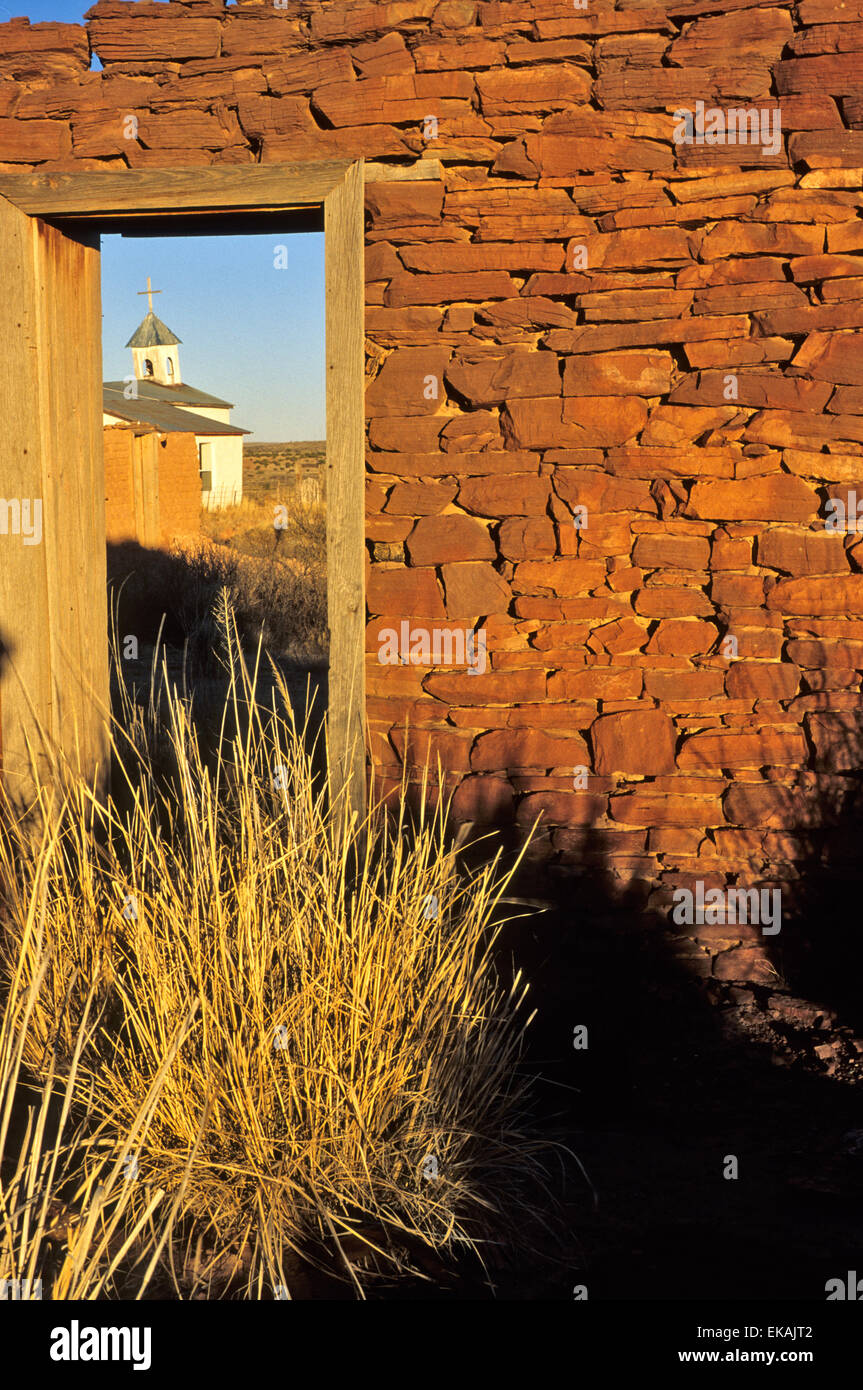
[{"xmin": 125, "ymin": 309, "xmax": 182, "ymax": 349}]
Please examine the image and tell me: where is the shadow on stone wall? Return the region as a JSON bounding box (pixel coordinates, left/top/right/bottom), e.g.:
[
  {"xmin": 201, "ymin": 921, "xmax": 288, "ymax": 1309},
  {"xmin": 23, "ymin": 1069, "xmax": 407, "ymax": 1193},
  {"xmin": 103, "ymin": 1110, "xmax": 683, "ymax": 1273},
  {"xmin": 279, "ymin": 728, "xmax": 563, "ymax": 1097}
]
[{"xmin": 387, "ymin": 766, "xmax": 863, "ymax": 1299}]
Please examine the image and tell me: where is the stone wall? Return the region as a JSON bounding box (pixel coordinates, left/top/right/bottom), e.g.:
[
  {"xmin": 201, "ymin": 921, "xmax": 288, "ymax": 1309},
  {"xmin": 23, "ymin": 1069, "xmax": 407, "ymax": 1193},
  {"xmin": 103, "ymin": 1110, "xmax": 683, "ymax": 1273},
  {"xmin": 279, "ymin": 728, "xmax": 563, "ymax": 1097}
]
[{"xmin": 3, "ymin": 0, "xmax": 863, "ymax": 964}]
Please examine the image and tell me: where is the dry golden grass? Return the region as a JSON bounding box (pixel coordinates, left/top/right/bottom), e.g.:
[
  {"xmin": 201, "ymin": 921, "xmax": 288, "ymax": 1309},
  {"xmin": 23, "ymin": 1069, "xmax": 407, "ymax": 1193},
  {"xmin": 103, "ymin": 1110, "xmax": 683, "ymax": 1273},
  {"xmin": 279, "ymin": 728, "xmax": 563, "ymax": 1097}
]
[
  {"xmin": 198, "ymin": 485, "xmax": 327, "ymax": 659},
  {"xmin": 0, "ymin": 605, "xmax": 559, "ymax": 1298}
]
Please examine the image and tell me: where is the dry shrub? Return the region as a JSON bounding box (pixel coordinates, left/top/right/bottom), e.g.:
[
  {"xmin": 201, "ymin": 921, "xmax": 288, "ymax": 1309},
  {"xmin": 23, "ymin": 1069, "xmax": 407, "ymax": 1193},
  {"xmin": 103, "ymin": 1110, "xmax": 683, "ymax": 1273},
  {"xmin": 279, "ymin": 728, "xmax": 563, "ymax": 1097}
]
[
  {"xmin": 108, "ymin": 525, "xmax": 326, "ymax": 670},
  {"xmin": 0, "ymin": 609, "xmax": 560, "ymax": 1297}
]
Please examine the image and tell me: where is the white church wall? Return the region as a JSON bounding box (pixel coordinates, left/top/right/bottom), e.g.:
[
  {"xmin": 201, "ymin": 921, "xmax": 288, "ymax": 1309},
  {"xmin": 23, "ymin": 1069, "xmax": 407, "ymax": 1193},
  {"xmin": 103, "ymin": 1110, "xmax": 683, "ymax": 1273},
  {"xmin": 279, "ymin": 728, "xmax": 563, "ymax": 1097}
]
[{"xmin": 199, "ymin": 434, "xmax": 243, "ymax": 509}]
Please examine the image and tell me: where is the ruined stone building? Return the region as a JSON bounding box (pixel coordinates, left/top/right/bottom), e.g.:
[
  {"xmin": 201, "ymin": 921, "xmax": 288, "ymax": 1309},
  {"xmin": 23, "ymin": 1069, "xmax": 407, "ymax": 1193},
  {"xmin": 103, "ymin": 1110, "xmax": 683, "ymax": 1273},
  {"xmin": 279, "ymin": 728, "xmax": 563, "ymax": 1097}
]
[{"xmin": 1, "ymin": 0, "xmax": 863, "ymax": 997}]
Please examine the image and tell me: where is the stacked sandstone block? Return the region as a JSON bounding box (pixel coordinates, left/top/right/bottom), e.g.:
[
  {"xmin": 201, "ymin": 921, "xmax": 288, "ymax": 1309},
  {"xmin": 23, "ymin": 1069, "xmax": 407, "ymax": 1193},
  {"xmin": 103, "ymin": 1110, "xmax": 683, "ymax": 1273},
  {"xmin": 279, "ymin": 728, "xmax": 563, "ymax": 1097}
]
[{"xmin": 2, "ymin": 0, "xmax": 863, "ymax": 983}]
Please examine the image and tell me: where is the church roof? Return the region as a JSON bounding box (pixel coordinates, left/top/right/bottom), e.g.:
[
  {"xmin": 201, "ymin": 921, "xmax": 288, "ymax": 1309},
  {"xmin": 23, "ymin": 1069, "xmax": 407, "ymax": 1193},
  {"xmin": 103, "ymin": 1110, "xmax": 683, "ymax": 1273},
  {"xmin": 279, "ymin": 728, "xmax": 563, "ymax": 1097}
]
[
  {"xmin": 103, "ymin": 379, "xmax": 235, "ymax": 410},
  {"xmin": 103, "ymin": 389, "xmax": 249, "ymax": 436},
  {"xmin": 125, "ymin": 310, "xmax": 182, "ymax": 349}
]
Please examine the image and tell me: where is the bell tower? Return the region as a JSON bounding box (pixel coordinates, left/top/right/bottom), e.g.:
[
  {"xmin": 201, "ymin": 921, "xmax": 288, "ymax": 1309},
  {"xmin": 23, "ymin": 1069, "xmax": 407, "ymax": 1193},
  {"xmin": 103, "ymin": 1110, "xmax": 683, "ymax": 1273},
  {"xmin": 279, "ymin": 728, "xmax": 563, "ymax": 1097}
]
[{"xmin": 126, "ymin": 277, "xmax": 183, "ymax": 387}]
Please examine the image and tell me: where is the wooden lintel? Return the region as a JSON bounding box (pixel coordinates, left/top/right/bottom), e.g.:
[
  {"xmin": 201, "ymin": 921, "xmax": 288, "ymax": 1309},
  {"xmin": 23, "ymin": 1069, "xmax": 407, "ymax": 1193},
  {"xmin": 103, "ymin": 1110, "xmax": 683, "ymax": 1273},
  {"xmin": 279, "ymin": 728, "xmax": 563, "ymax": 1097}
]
[{"xmin": 0, "ymin": 163, "xmax": 353, "ymax": 219}]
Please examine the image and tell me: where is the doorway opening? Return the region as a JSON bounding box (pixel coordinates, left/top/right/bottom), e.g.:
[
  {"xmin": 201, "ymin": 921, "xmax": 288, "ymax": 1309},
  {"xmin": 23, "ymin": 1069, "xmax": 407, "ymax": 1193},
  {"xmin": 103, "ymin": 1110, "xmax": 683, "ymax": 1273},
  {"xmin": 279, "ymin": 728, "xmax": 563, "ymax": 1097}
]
[
  {"xmin": 0, "ymin": 165, "xmax": 364, "ymax": 813},
  {"xmin": 101, "ymin": 225, "xmax": 328, "ymax": 742}
]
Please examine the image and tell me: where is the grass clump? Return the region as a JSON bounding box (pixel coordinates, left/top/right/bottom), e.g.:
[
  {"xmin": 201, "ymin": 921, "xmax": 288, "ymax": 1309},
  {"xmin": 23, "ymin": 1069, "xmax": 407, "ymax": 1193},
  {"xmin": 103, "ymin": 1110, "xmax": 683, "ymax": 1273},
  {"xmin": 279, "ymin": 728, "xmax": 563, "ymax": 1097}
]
[{"xmin": 0, "ymin": 607, "xmax": 557, "ymax": 1298}]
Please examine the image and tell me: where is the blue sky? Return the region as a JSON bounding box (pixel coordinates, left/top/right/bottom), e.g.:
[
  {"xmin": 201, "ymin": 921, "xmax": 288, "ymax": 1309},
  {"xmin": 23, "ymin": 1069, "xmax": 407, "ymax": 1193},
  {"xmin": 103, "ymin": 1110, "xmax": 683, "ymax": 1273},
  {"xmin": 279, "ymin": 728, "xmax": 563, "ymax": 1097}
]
[
  {"xmin": 1, "ymin": 0, "xmax": 200, "ymax": 21},
  {"xmin": 7, "ymin": 2, "xmax": 326, "ymax": 441}
]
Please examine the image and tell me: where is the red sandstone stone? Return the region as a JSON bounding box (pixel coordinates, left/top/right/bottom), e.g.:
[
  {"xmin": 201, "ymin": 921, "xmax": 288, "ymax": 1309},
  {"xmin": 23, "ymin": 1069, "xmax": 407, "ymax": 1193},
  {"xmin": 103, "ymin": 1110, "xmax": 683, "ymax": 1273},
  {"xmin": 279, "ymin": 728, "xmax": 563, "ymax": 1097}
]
[
  {"xmin": 512, "ymin": 558, "xmax": 607, "ymax": 597},
  {"xmin": 367, "ymin": 420, "xmax": 444, "ymax": 454},
  {"xmin": 516, "ymin": 791, "xmax": 608, "ymax": 828},
  {"xmin": 564, "ymin": 395, "xmax": 649, "ymax": 445},
  {"xmin": 710, "ymin": 574, "xmax": 768, "ymax": 608},
  {"xmin": 415, "ymin": 37, "xmax": 504, "ymax": 71},
  {"xmin": 424, "ymin": 670, "xmax": 546, "ymax": 703},
  {"xmin": 367, "ymin": 566, "xmax": 445, "ymax": 617},
  {"xmin": 633, "ymin": 534, "xmax": 710, "ymax": 570},
  {"xmin": 368, "ymin": 449, "xmax": 537, "ymax": 477},
  {"xmin": 366, "ymin": 347, "xmax": 451, "ymax": 417},
  {"xmin": 590, "ymin": 708, "xmax": 677, "ymax": 776},
  {"xmin": 401, "ymin": 242, "xmax": 565, "ymax": 273},
  {"xmin": 308, "ymin": 1, "xmax": 436, "ymax": 45},
  {"xmin": 712, "ymin": 538, "xmax": 763, "ymax": 580},
  {"xmin": 723, "ymin": 782, "xmax": 796, "ymax": 827},
  {"xmin": 646, "ymin": 670, "xmax": 727, "ymax": 700},
  {"xmin": 610, "ymin": 791, "xmax": 723, "ymax": 826},
  {"xmin": 406, "ymin": 514, "xmax": 495, "ymax": 565},
  {"xmin": 587, "ymin": 617, "xmax": 647, "ymax": 655},
  {"xmin": 688, "ymin": 476, "xmax": 818, "ymax": 523},
  {"xmin": 450, "ymin": 774, "xmax": 515, "ymax": 822},
  {"xmin": 386, "ymin": 272, "xmax": 516, "ymax": 306},
  {"xmin": 805, "ymin": 711, "xmax": 863, "ymax": 770},
  {"xmin": 698, "ymin": 221, "xmax": 823, "ymax": 259},
  {"xmin": 366, "ymin": 181, "xmax": 444, "ymax": 228},
  {"xmin": 0, "ymin": 117, "xmax": 69, "ymax": 161},
  {"xmin": 767, "ymin": 574, "xmax": 863, "ymax": 615},
  {"xmin": 457, "ymin": 473, "xmax": 549, "ymax": 517},
  {"xmin": 498, "ymin": 517, "xmax": 556, "ymax": 560},
  {"xmin": 677, "ymin": 729, "xmax": 807, "ymax": 770},
  {"xmin": 548, "ymin": 668, "xmax": 643, "ymax": 700},
  {"xmin": 563, "ymin": 350, "xmax": 674, "ymax": 397},
  {"xmin": 547, "ymin": 316, "xmax": 751, "ymax": 355},
  {"xmin": 313, "ymin": 72, "xmax": 473, "ymax": 126},
  {"xmin": 670, "ymin": 7, "xmax": 793, "ymax": 65},
  {"xmin": 88, "ymin": 6, "xmax": 221, "ymax": 61},
  {"xmin": 786, "ymin": 638, "xmax": 863, "ymax": 667},
  {"xmin": 367, "ymin": 512, "xmax": 413, "ymax": 543},
  {"xmin": 634, "ymin": 589, "xmax": 714, "ymax": 619},
  {"xmin": 366, "ymin": 240, "xmax": 403, "ymax": 282},
  {"xmin": 498, "ymin": 123, "xmax": 673, "ymax": 178},
  {"xmin": 263, "ymin": 49, "xmax": 354, "ymax": 94},
  {"xmin": 756, "ymin": 530, "xmax": 849, "ymax": 574},
  {"xmin": 712, "ymin": 948, "xmax": 778, "ymax": 985},
  {"xmin": 476, "ymin": 64, "xmax": 591, "ymax": 114},
  {"xmin": 385, "ymin": 479, "xmax": 457, "ymax": 514},
  {"xmin": 351, "ymin": 31, "xmax": 414, "ymax": 78},
  {"xmin": 552, "ymin": 469, "xmax": 656, "ymax": 519},
  {"xmin": 441, "ymin": 411, "xmax": 502, "ymax": 453},
  {"xmin": 0, "ymin": 17, "xmax": 88, "ymax": 60},
  {"xmin": 724, "ymin": 662, "xmax": 801, "ymax": 700},
  {"xmin": 445, "ymin": 350, "xmax": 561, "ymax": 407},
  {"xmin": 389, "ymin": 725, "xmax": 474, "ymax": 773},
  {"xmin": 471, "ymin": 728, "xmax": 589, "ymax": 771},
  {"xmin": 441, "ymin": 561, "xmax": 510, "ymax": 616},
  {"xmin": 792, "ymin": 329, "xmax": 863, "ymax": 385},
  {"xmin": 645, "ymin": 620, "xmax": 717, "ymax": 656},
  {"xmin": 671, "ymin": 370, "xmax": 832, "ymax": 414},
  {"xmin": 568, "ymin": 227, "xmax": 691, "ymax": 271}
]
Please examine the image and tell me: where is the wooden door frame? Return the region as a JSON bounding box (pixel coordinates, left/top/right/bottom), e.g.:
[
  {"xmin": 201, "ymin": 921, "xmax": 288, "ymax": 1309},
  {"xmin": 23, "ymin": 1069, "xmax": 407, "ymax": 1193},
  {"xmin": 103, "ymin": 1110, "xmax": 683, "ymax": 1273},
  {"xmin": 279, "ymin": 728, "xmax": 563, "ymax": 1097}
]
[{"xmin": 0, "ymin": 162, "xmax": 366, "ymax": 817}]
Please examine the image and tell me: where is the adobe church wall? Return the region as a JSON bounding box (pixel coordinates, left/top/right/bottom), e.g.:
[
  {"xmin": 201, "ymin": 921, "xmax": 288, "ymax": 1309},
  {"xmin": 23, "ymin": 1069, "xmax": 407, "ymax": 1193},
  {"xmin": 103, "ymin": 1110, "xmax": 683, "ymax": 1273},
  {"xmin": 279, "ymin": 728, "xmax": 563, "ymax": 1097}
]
[
  {"xmin": 158, "ymin": 432, "xmax": 203, "ymax": 540},
  {"xmin": 104, "ymin": 426, "xmax": 137, "ymax": 542},
  {"xmin": 103, "ymin": 425, "xmax": 200, "ymax": 543},
  {"xmin": 2, "ymin": 1, "xmax": 863, "ymax": 985}
]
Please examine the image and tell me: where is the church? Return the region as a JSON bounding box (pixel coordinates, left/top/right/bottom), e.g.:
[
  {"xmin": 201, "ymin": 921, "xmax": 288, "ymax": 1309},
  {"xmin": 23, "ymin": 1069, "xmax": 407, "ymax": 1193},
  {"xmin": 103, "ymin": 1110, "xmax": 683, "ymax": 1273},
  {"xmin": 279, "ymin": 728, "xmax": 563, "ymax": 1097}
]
[{"xmin": 103, "ymin": 278, "xmax": 248, "ymax": 515}]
